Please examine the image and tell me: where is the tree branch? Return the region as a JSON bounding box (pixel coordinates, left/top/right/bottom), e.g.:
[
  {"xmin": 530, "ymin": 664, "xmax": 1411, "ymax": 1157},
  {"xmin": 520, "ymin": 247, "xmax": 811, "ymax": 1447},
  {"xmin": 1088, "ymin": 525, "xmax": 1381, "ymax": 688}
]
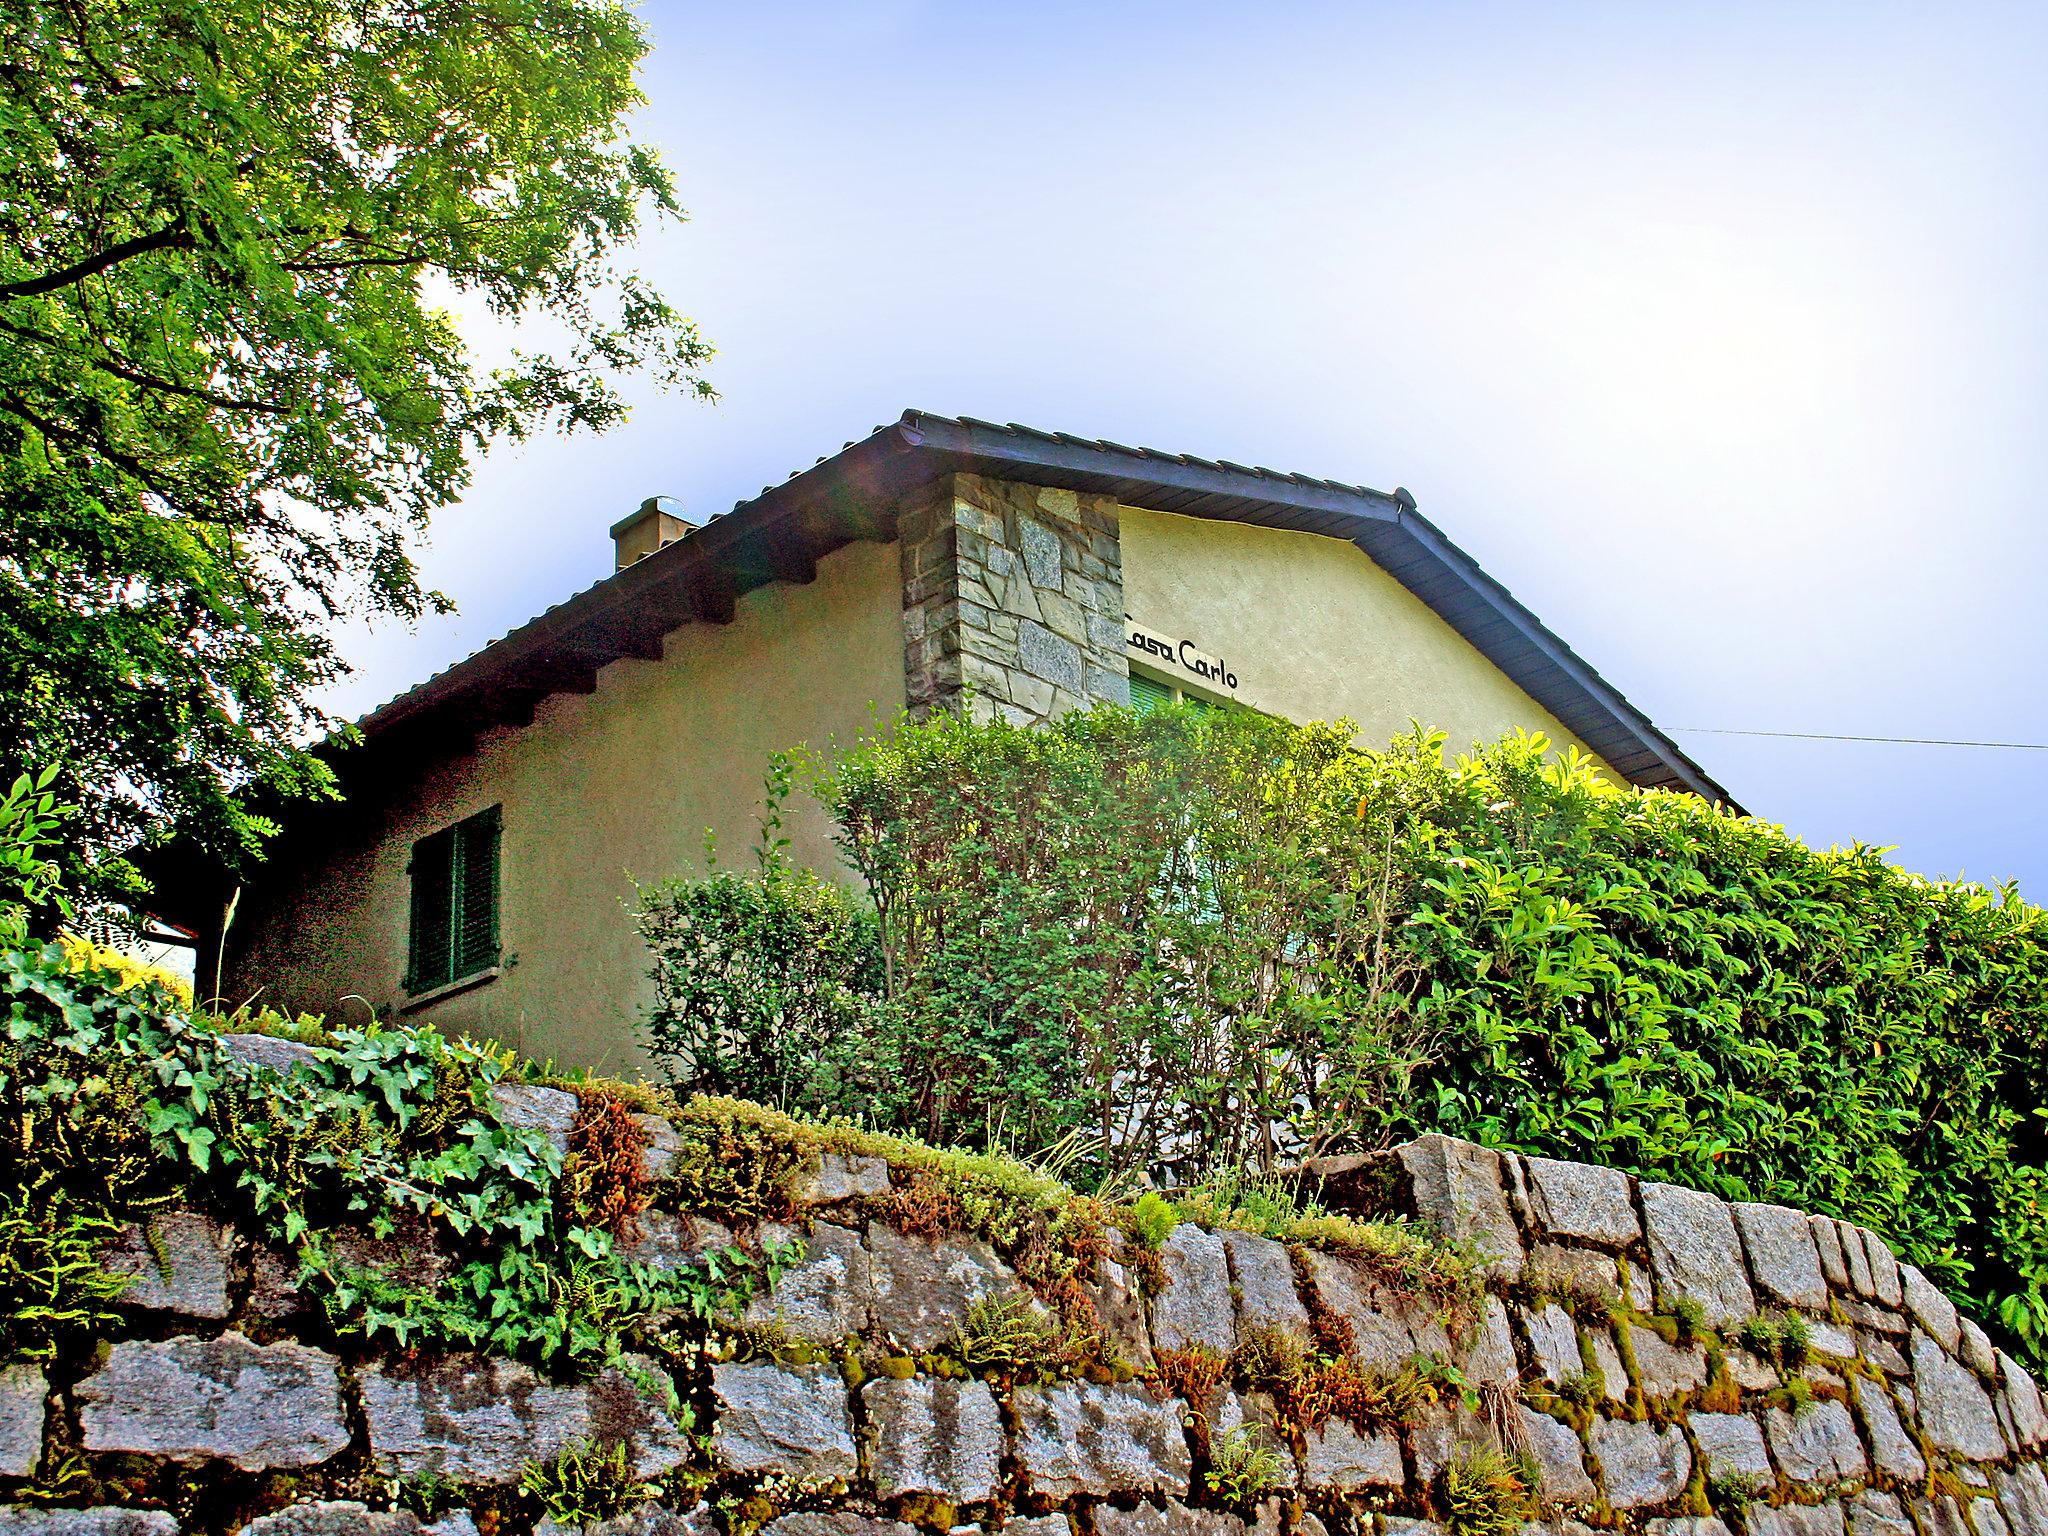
[{"xmin": 0, "ymin": 225, "xmax": 194, "ymax": 300}]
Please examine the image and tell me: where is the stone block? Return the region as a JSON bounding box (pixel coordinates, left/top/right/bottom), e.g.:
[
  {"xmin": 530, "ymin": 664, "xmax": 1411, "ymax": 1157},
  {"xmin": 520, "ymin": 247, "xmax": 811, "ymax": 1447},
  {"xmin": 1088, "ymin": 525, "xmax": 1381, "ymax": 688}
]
[
  {"xmin": 1523, "ymin": 1156, "xmax": 1639, "ymax": 1247},
  {"xmin": 622, "ymin": 1210, "xmax": 737, "ymax": 1272},
  {"xmin": 1399, "ymin": 1135, "xmax": 1525, "ymax": 1281},
  {"xmin": 1961, "ymin": 1318, "xmax": 1998, "ymax": 1376},
  {"xmin": 1902, "ymin": 1266, "xmax": 1962, "ymax": 1351},
  {"xmin": 1013, "ymin": 1381, "xmax": 1191, "ymax": 1499},
  {"xmin": 363, "ymin": 1354, "xmax": 686, "ymax": 1482},
  {"xmin": 798, "ymin": 1155, "xmax": 888, "ymax": 1212},
  {"xmin": 2000, "ymin": 1352, "xmax": 2048, "ymax": 1448},
  {"xmin": 1003, "ymin": 1520, "xmax": 1073, "ymax": 1536},
  {"xmin": 1648, "ymin": 1523, "xmax": 1731, "ymax": 1536},
  {"xmin": 1301, "ymin": 1249, "xmax": 1427, "ymax": 1372},
  {"xmin": 1994, "ymin": 1462, "xmax": 2048, "ymax": 1536},
  {"xmin": 1301, "ymin": 1418, "xmax": 1402, "ymax": 1489},
  {"xmin": 223, "ymin": 1032, "xmax": 322, "ymax": 1075},
  {"xmin": 535, "ymin": 1509, "xmax": 708, "ymax": 1536},
  {"xmin": 1841, "ymin": 1297, "xmax": 1905, "ymax": 1336},
  {"xmin": 1839, "ymin": 1224, "xmax": 1876, "ymax": 1297},
  {"xmin": 489, "ymin": 1082, "xmax": 578, "ymax": 1157},
  {"xmin": 864, "ymin": 1376, "xmax": 1003, "ymax": 1502},
  {"xmin": 1810, "ymin": 1217, "xmax": 1848, "ymax": 1288},
  {"xmin": 868, "ymin": 1225, "xmax": 1022, "ymax": 1352},
  {"xmin": 1846, "ymin": 1492, "xmax": 1914, "ymax": 1536},
  {"xmin": 1854, "ymin": 1375, "xmax": 1926, "ymax": 1481},
  {"xmin": 1864, "ymin": 1233, "xmax": 1903, "ymax": 1307},
  {"xmin": 1525, "ymin": 1245, "xmax": 1621, "ymax": 1304},
  {"xmin": 759, "ymin": 1517, "xmax": 916, "ymax": 1536},
  {"xmin": 77, "ymin": 1333, "xmax": 348, "ymax": 1471},
  {"xmin": 1749, "ymin": 1505, "xmax": 1845, "ymax": 1536},
  {"xmin": 100, "ymin": 1208, "xmax": 235, "ymax": 1319},
  {"xmin": 1688, "ymin": 1412, "xmax": 1771, "ymax": 1480},
  {"xmin": 1384, "ymin": 1523, "xmax": 1446, "ymax": 1536},
  {"xmin": 1519, "ymin": 1407, "xmax": 1597, "ymax": 1504},
  {"xmin": 1979, "ymin": 1502, "xmax": 2015, "ymax": 1536},
  {"xmin": 1464, "ymin": 1296, "xmax": 1519, "ymax": 1389},
  {"xmin": 636, "ymin": 1115, "xmax": 682, "ymax": 1184},
  {"xmin": 1732, "ymin": 1204, "xmax": 1829, "ymax": 1311},
  {"xmin": 0, "ymin": 1514, "xmax": 181, "ymax": 1534},
  {"xmin": 1093, "ymin": 1506, "xmax": 1243, "ymax": 1536},
  {"xmin": 1915, "ymin": 1329, "xmax": 2006, "ymax": 1461},
  {"xmin": 1589, "ymin": 1332, "xmax": 1628, "ymax": 1404},
  {"xmin": 1861, "ymin": 1334, "xmax": 1909, "ymax": 1376},
  {"xmin": 1017, "ymin": 621, "xmax": 1084, "ymax": 694},
  {"xmin": 1020, "ymin": 518, "xmax": 1064, "ymax": 589},
  {"xmin": 1206, "ymin": 1391, "xmax": 1295, "ymax": 1489},
  {"xmin": 1221, "ymin": 1229, "xmax": 1311, "ymax": 1346},
  {"xmin": 1805, "ymin": 1319, "xmax": 1855, "ymax": 1358},
  {"xmin": 1640, "ymin": 1183, "xmax": 1755, "ymax": 1328},
  {"xmin": 1764, "ymin": 1400, "xmax": 1866, "ymax": 1484},
  {"xmin": 747, "ymin": 1222, "xmax": 870, "ymax": 1342},
  {"xmin": 1590, "ymin": 1418, "xmax": 1690, "ymax": 1509},
  {"xmin": 1523, "ymin": 1303, "xmax": 1581, "ymax": 1386},
  {"xmin": 243, "ymin": 1505, "xmax": 481, "ymax": 1535},
  {"xmin": 1409, "ymin": 1400, "xmax": 1485, "ymax": 1486},
  {"xmin": 706, "ymin": 1362, "xmax": 853, "ymax": 1482},
  {"xmin": 1152, "ymin": 1225, "xmax": 1235, "ymax": 1355},
  {"xmin": 0, "ymin": 1365, "xmax": 44, "ymax": 1477},
  {"xmin": 1087, "ymin": 1235, "xmax": 1156, "ymax": 1374},
  {"xmin": 1628, "ymin": 1326, "xmax": 1708, "ymax": 1398}
]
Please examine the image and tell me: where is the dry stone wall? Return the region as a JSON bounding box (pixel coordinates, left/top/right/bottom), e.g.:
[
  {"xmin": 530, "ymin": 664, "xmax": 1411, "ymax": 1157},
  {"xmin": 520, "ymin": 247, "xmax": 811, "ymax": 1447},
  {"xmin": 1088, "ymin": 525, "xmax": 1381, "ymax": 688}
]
[{"xmin": 8, "ymin": 1063, "xmax": 2048, "ymax": 1536}]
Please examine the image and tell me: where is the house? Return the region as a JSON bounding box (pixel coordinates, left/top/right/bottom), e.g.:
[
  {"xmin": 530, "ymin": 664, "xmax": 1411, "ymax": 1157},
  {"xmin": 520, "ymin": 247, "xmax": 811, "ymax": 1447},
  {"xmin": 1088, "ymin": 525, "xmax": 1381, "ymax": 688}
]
[{"xmin": 156, "ymin": 411, "xmax": 1735, "ymax": 1071}]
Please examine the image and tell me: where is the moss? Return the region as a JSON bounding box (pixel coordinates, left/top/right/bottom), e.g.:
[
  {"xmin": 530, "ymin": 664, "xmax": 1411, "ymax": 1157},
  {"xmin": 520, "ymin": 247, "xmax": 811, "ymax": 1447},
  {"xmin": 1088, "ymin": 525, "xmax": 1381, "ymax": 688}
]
[
  {"xmin": 561, "ymin": 1086, "xmax": 655, "ymax": 1238},
  {"xmin": 1157, "ymin": 1343, "xmax": 1232, "ymax": 1408},
  {"xmin": 875, "ymin": 1354, "xmax": 917, "ymax": 1380}
]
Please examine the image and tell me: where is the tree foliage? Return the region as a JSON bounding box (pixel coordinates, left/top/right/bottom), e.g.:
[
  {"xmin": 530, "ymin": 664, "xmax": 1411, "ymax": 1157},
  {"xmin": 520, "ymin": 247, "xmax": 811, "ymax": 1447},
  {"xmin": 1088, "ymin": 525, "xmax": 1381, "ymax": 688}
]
[
  {"xmin": 636, "ymin": 705, "xmax": 2048, "ymax": 1368},
  {"xmin": 0, "ymin": 0, "xmax": 710, "ymax": 900}
]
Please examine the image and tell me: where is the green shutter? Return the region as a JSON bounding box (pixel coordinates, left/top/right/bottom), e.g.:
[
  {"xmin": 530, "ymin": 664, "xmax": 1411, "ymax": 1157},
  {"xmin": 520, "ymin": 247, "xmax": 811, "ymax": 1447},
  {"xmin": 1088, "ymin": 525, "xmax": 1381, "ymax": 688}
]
[
  {"xmin": 453, "ymin": 807, "xmax": 502, "ymax": 979},
  {"xmin": 406, "ymin": 806, "xmax": 501, "ymax": 993},
  {"xmin": 406, "ymin": 827, "xmax": 456, "ymax": 991},
  {"xmin": 1129, "ymin": 671, "xmax": 1174, "ymax": 712}
]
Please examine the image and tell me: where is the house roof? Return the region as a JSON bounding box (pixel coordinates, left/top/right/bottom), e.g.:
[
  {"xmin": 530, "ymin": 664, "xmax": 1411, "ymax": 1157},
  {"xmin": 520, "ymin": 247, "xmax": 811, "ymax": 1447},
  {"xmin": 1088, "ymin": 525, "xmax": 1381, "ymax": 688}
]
[{"xmin": 347, "ymin": 408, "xmax": 1739, "ymax": 809}]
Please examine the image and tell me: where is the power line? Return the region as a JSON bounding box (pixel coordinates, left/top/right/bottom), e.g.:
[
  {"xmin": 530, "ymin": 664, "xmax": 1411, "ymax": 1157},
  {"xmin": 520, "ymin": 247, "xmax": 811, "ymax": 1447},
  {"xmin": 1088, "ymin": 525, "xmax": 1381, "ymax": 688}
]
[{"xmin": 1668, "ymin": 726, "xmax": 2048, "ymax": 751}]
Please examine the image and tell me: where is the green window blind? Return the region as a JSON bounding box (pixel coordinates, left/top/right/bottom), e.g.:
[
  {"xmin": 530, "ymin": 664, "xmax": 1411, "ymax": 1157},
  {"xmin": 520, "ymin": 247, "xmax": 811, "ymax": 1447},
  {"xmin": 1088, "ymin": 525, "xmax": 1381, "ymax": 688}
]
[
  {"xmin": 1129, "ymin": 671, "xmax": 1174, "ymax": 712},
  {"xmin": 406, "ymin": 805, "xmax": 501, "ymax": 992}
]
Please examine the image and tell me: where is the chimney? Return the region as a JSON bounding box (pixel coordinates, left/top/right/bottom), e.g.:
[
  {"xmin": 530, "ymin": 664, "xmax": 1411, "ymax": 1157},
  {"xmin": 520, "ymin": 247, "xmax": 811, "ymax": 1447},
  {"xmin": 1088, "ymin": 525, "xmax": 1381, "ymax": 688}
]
[{"xmin": 610, "ymin": 496, "xmax": 695, "ymax": 571}]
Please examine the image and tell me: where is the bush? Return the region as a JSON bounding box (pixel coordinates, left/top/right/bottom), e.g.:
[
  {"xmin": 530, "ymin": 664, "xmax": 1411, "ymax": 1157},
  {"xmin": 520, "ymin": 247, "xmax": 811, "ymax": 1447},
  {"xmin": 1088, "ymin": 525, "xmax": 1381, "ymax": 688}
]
[{"xmin": 636, "ymin": 705, "xmax": 2048, "ymax": 1368}]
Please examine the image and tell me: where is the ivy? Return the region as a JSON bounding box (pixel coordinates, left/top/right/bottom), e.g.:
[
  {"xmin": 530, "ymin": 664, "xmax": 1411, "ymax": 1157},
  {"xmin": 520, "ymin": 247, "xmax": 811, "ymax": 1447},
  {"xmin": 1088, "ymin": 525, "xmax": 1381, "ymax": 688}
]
[{"xmin": 0, "ymin": 942, "xmax": 781, "ymax": 1377}]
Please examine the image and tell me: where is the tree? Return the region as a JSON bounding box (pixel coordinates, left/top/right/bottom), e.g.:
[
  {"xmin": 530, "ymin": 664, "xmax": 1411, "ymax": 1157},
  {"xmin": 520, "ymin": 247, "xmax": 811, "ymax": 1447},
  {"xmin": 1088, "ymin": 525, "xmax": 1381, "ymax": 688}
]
[{"xmin": 0, "ymin": 0, "xmax": 710, "ymax": 905}]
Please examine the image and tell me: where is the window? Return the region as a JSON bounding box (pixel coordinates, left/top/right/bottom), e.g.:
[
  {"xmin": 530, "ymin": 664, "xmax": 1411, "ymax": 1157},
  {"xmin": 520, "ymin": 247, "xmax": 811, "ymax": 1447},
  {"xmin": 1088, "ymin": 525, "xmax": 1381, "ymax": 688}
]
[
  {"xmin": 1129, "ymin": 667, "xmax": 1218, "ymax": 712},
  {"xmin": 406, "ymin": 806, "xmax": 502, "ymax": 994}
]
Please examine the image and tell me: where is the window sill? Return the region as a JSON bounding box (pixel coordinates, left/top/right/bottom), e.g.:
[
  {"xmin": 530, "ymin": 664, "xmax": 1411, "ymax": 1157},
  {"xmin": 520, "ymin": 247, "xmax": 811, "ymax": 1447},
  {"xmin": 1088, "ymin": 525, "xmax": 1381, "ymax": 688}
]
[{"xmin": 401, "ymin": 966, "xmax": 501, "ymax": 1012}]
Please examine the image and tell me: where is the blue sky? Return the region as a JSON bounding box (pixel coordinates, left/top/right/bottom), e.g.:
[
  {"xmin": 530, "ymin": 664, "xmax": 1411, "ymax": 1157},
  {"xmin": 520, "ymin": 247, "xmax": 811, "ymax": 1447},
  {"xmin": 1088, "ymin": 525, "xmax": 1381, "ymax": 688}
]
[{"xmin": 332, "ymin": 1, "xmax": 2048, "ymax": 893}]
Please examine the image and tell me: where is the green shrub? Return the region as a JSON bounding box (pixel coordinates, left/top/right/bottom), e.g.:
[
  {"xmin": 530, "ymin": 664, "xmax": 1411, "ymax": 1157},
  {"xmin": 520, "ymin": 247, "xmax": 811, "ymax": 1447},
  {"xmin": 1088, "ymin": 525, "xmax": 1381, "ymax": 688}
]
[
  {"xmin": 1205, "ymin": 1423, "xmax": 1289, "ymax": 1506},
  {"xmin": 634, "ymin": 764, "xmax": 884, "ymax": 1120},
  {"xmin": 639, "ymin": 704, "xmax": 2048, "ymax": 1370}
]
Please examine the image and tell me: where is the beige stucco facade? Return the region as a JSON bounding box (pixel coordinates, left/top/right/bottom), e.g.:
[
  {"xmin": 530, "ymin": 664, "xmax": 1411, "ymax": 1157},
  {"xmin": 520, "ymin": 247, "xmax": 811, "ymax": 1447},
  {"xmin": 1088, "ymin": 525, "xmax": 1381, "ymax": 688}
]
[
  {"xmin": 219, "ymin": 475, "xmax": 1631, "ymax": 1076},
  {"xmin": 224, "ymin": 539, "xmax": 906, "ymax": 1072},
  {"xmin": 1118, "ymin": 504, "xmax": 1607, "ymax": 765}
]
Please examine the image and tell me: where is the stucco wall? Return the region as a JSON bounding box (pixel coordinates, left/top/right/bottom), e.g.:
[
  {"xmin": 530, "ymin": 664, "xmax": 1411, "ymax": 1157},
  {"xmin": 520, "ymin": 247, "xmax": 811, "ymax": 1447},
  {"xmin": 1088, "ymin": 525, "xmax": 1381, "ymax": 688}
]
[
  {"xmin": 224, "ymin": 539, "xmax": 906, "ymax": 1071},
  {"xmin": 1119, "ymin": 505, "xmax": 1607, "ymax": 766}
]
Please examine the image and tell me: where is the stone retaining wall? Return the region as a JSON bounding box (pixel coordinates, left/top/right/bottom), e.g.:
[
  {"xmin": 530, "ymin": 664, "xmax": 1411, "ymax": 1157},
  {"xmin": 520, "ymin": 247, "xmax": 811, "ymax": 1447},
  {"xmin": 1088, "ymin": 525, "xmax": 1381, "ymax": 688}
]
[{"xmin": 8, "ymin": 1060, "xmax": 2048, "ymax": 1536}]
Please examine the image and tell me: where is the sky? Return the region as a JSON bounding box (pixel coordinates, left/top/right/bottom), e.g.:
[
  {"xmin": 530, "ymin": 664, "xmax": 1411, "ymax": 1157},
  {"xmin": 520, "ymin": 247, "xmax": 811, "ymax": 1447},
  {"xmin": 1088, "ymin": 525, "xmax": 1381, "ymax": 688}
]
[{"xmin": 330, "ymin": 0, "xmax": 2048, "ymax": 894}]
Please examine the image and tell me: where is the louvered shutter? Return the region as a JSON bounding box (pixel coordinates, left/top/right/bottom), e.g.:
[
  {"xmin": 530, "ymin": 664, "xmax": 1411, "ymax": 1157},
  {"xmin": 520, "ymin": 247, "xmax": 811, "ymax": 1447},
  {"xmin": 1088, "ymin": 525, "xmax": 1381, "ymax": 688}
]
[
  {"xmin": 406, "ymin": 827, "xmax": 457, "ymax": 991},
  {"xmin": 1128, "ymin": 671, "xmax": 1174, "ymax": 712},
  {"xmin": 453, "ymin": 807, "xmax": 502, "ymax": 979}
]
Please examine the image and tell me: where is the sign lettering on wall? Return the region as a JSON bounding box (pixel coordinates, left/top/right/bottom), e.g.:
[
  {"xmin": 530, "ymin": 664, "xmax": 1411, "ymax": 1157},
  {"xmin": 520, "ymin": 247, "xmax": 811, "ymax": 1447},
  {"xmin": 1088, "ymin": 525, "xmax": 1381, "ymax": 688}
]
[{"xmin": 1126, "ymin": 619, "xmax": 1241, "ymax": 694}]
